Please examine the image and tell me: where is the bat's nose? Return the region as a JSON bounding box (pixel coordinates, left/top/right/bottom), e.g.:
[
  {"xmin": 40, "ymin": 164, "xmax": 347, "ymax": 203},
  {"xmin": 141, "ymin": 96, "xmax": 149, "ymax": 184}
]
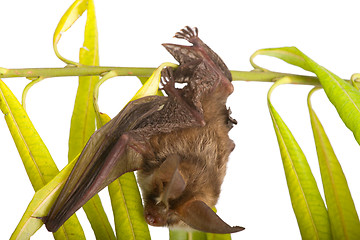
[{"xmin": 145, "ymin": 212, "xmax": 166, "ymax": 227}]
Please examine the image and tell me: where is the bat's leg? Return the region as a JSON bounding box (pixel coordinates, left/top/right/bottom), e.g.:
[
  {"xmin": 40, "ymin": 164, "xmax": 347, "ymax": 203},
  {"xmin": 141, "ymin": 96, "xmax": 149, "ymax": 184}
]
[
  {"xmin": 160, "ymin": 67, "xmax": 180, "ymax": 98},
  {"xmin": 174, "ymin": 26, "xmax": 200, "ymax": 45},
  {"xmin": 161, "ymin": 67, "xmax": 205, "ymax": 125}
]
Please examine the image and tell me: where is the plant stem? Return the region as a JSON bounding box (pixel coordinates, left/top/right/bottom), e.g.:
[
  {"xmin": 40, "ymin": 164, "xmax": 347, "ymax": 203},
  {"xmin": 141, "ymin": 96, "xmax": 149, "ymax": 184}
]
[
  {"xmin": 0, "ymin": 66, "xmax": 325, "ymax": 86},
  {"xmin": 0, "ymin": 67, "xmax": 155, "ymax": 79}
]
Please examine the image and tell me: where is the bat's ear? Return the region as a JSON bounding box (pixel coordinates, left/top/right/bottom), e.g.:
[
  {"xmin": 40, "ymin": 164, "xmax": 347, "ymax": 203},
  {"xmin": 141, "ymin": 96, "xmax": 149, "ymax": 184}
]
[
  {"xmin": 175, "ymin": 200, "xmax": 245, "ymax": 234},
  {"xmin": 153, "ymin": 154, "xmax": 186, "ymax": 203}
]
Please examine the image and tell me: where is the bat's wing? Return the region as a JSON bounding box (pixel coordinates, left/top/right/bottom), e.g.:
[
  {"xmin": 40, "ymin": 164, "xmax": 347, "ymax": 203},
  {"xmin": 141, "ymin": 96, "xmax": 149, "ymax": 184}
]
[{"xmin": 44, "ymin": 95, "xmax": 167, "ymax": 232}]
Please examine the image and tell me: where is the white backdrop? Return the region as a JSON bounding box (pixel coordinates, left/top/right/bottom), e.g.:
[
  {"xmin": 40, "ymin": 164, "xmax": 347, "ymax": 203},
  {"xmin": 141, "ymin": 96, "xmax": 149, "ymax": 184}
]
[{"xmin": 0, "ymin": 1, "xmax": 359, "ymax": 239}]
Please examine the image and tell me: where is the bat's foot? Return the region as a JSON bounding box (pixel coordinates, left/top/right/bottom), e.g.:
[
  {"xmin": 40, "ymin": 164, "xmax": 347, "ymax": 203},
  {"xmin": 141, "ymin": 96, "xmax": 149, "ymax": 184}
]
[
  {"xmin": 160, "ymin": 67, "xmax": 180, "ymax": 97},
  {"xmin": 174, "ymin": 26, "xmax": 199, "ymax": 44}
]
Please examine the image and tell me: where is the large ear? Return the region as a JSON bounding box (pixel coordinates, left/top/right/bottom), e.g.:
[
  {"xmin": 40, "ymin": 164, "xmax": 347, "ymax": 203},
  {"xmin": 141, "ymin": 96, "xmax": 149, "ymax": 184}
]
[
  {"xmin": 153, "ymin": 154, "xmax": 186, "ymax": 203},
  {"xmin": 175, "ymin": 200, "xmax": 244, "ymax": 234}
]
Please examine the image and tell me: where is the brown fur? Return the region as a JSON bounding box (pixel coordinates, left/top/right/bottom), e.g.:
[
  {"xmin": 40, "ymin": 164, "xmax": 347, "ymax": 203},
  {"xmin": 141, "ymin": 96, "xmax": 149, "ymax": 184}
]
[{"xmin": 137, "ymin": 84, "xmax": 235, "ymax": 228}]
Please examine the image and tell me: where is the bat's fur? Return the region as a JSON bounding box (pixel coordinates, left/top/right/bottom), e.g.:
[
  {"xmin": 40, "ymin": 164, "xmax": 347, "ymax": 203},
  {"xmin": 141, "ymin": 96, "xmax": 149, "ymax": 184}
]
[{"xmin": 137, "ymin": 86, "xmax": 236, "ymax": 228}]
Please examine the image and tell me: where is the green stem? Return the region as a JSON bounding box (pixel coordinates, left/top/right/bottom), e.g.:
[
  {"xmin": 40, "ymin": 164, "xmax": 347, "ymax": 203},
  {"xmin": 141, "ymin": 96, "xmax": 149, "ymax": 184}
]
[
  {"xmin": 0, "ymin": 66, "xmax": 331, "ymax": 86},
  {"xmin": 0, "ymin": 67, "xmax": 155, "ymax": 79}
]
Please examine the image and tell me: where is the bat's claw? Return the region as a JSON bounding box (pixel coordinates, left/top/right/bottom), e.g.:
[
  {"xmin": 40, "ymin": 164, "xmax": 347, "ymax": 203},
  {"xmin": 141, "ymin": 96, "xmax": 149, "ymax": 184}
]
[
  {"xmin": 174, "ymin": 26, "xmax": 199, "ymax": 43},
  {"xmin": 160, "ymin": 67, "xmax": 176, "ymax": 93}
]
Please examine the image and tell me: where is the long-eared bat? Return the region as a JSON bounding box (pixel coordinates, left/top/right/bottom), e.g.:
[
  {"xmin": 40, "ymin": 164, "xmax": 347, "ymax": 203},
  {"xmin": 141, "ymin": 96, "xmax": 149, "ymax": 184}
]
[{"xmin": 43, "ymin": 26, "xmax": 244, "ymax": 234}]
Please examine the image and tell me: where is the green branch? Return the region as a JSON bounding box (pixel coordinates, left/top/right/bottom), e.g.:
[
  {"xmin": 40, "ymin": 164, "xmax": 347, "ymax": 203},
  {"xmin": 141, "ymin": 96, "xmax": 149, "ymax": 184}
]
[
  {"xmin": 0, "ymin": 66, "xmax": 327, "ymax": 86},
  {"xmin": 0, "ymin": 66, "xmax": 155, "ymax": 79}
]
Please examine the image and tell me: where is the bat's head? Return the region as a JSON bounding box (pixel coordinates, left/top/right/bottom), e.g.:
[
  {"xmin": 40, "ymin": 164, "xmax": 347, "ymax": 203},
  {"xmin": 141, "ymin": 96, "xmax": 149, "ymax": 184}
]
[{"xmin": 137, "ymin": 154, "xmax": 244, "ymax": 234}]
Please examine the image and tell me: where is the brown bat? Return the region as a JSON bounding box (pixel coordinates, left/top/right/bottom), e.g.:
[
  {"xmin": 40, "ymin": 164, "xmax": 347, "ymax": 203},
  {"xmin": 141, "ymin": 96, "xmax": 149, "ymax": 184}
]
[{"xmin": 43, "ymin": 26, "xmax": 244, "ymax": 234}]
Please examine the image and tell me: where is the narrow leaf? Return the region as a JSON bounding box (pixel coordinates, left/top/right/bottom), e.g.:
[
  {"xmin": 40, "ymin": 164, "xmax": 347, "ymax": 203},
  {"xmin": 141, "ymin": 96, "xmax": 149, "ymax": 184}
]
[
  {"xmin": 108, "ymin": 173, "xmax": 151, "ymax": 240},
  {"xmin": 21, "ymin": 77, "xmax": 45, "ymax": 110},
  {"xmin": 308, "ymin": 88, "xmax": 360, "ymax": 239},
  {"xmin": 138, "ymin": 76, "xmax": 163, "ymax": 96},
  {"xmin": 305, "ymin": 63, "xmax": 360, "ymax": 145},
  {"xmin": 350, "ymin": 73, "xmax": 360, "ymax": 90},
  {"xmin": 0, "ymin": 80, "xmax": 58, "ymax": 190},
  {"xmin": 250, "ymin": 47, "xmax": 312, "ymax": 72},
  {"xmin": 0, "ymin": 80, "xmax": 85, "ymax": 239},
  {"xmin": 267, "ymin": 77, "xmax": 331, "ymax": 239},
  {"xmin": 130, "ymin": 62, "xmax": 177, "ymax": 101},
  {"xmin": 10, "ymin": 158, "xmax": 84, "ymax": 239},
  {"xmin": 93, "ymin": 70, "xmax": 118, "ymax": 129},
  {"xmin": 169, "ymin": 230, "xmax": 190, "ymax": 240},
  {"xmin": 169, "ymin": 229, "xmax": 231, "ymax": 240},
  {"xmin": 169, "ymin": 230, "xmax": 207, "ymax": 240},
  {"xmin": 53, "ymin": 0, "xmax": 88, "ymax": 65},
  {"xmin": 68, "ymin": 0, "xmax": 98, "ymax": 162},
  {"xmin": 66, "ymin": 0, "xmax": 115, "ymax": 238},
  {"xmin": 206, "ymin": 232, "xmax": 232, "ymax": 240},
  {"xmin": 251, "ymin": 46, "xmax": 360, "ymax": 145}
]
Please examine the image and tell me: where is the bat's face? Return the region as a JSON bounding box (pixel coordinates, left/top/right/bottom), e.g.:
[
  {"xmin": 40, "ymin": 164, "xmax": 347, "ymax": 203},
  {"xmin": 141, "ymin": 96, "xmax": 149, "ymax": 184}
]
[
  {"xmin": 137, "ymin": 154, "xmax": 188, "ymax": 228},
  {"xmin": 143, "ymin": 194, "xmax": 184, "ymax": 228}
]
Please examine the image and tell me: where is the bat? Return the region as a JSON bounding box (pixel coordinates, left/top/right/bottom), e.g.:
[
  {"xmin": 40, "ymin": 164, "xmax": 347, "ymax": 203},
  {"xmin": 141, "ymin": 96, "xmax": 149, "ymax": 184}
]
[{"xmin": 42, "ymin": 26, "xmax": 244, "ymax": 234}]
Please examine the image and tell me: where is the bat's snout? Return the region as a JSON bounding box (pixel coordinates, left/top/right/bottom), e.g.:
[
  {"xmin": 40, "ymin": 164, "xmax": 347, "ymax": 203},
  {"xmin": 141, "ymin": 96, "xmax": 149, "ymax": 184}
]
[{"xmin": 145, "ymin": 211, "xmax": 167, "ymax": 227}]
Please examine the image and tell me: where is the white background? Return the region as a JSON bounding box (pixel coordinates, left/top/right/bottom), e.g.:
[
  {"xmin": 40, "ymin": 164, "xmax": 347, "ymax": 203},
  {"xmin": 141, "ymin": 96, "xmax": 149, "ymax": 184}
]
[{"xmin": 1, "ymin": 0, "xmax": 360, "ymax": 239}]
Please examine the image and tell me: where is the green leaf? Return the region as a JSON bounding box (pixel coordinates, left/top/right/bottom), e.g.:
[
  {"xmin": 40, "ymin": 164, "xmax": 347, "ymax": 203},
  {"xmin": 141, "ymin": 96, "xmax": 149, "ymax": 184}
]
[
  {"xmin": 306, "ymin": 64, "xmax": 360, "ymax": 145},
  {"xmin": 10, "ymin": 158, "xmax": 85, "ymax": 239},
  {"xmin": 169, "ymin": 230, "xmax": 190, "ymax": 240},
  {"xmin": 267, "ymin": 77, "xmax": 331, "ymax": 239},
  {"xmin": 108, "ymin": 173, "xmax": 151, "ymax": 240},
  {"xmin": 0, "ymin": 80, "xmax": 85, "ymax": 239},
  {"xmin": 206, "ymin": 233, "xmax": 231, "ymax": 240},
  {"xmin": 65, "ymin": 0, "xmax": 115, "ymax": 239},
  {"xmin": 68, "ymin": 0, "xmax": 98, "ymax": 163},
  {"xmin": 138, "ymin": 76, "xmax": 163, "ymax": 96},
  {"xmin": 93, "ymin": 70, "xmax": 119, "ymax": 128},
  {"xmin": 21, "ymin": 76, "xmax": 45, "ymax": 110},
  {"xmin": 130, "ymin": 62, "xmax": 177, "ymax": 101},
  {"xmin": 0, "ymin": 80, "xmax": 58, "ymax": 190},
  {"xmin": 251, "ymin": 46, "xmax": 360, "ymax": 145},
  {"xmin": 308, "ymin": 88, "xmax": 360, "ymax": 239},
  {"xmin": 169, "ymin": 230, "xmax": 207, "ymax": 240},
  {"xmin": 250, "ymin": 47, "xmax": 312, "ymax": 72},
  {"xmin": 53, "ymin": 0, "xmax": 88, "ymax": 65},
  {"xmin": 169, "ymin": 230, "xmax": 231, "ymax": 240}
]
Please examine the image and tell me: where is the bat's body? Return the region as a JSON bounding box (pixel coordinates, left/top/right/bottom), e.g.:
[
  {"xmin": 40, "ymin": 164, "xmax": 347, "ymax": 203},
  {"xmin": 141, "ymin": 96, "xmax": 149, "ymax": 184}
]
[{"xmin": 43, "ymin": 27, "xmax": 244, "ymax": 234}]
